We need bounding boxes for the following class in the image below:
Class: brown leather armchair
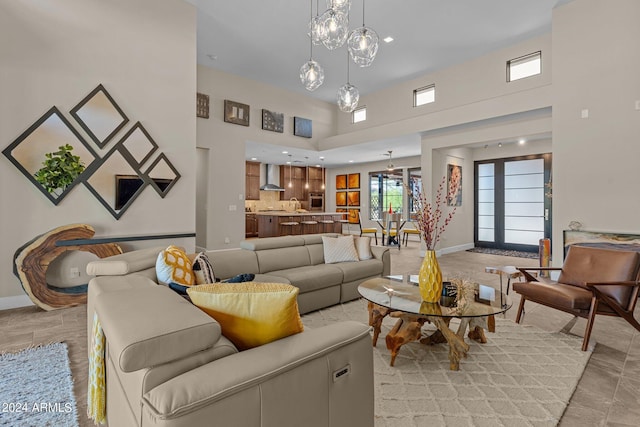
[514,245,640,351]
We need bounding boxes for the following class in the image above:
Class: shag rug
[303,301,592,427]
[0,342,78,427]
[466,247,540,259]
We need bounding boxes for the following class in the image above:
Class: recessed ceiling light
[498,143,503,148]
[349,160,354,163]
[282,151,288,154]
[319,156,325,160]
[286,161,291,164]
[251,157,257,161]
[383,36,394,43]
[518,139,526,145]
[315,164,321,167]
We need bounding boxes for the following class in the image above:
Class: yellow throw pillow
[156,245,194,286]
[187,282,304,351]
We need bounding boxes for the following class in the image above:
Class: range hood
[259,164,285,191]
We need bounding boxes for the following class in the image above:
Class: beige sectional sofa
[86,234,389,427]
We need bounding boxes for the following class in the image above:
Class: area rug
[467,247,540,259]
[0,342,78,427]
[302,301,592,427]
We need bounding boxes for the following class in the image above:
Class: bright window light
[508,51,541,82]
[414,85,435,107]
[353,106,367,123]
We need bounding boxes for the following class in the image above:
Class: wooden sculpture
[14,223,122,311]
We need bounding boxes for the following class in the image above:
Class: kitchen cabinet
[245,161,261,201]
[308,167,325,193]
[245,214,258,238]
[280,165,306,201]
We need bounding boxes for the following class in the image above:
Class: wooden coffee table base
[367,302,494,370]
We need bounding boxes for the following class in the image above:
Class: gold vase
[418,250,443,302]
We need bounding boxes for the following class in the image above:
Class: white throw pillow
[322,235,359,264]
[353,236,373,260]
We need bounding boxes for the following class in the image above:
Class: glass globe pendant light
[320,7,349,50]
[308,0,326,45]
[337,51,359,113]
[347,0,378,67]
[326,0,351,13]
[300,0,325,91]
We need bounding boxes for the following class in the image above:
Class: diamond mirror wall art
[2,106,98,205]
[118,122,158,168]
[70,84,129,148]
[145,153,180,198]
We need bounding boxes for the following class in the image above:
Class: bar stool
[279,216,300,235]
[336,215,350,234]
[318,215,335,233]
[300,216,318,235]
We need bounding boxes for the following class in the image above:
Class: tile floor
[1,241,638,426]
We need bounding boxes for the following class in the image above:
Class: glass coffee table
[358,275,512,370]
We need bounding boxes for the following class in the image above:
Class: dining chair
[356,211,378,244]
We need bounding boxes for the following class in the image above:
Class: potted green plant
[34,144,86,196]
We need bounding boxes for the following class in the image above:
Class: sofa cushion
[187,283,304,351]
[156,246,194,286]
[334,258,384,283]
[240,236,305,251]
[322,235,359,264]
[267,265,344,294]
[96,286,220,372]
[87,246,165,276]
[255,246,311,273]
[206,249,259,280]
[353,236,373,260]
[193,252,216,285]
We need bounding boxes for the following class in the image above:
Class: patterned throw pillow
[156,245,194,286]
[188,282,304,351]
[193,252,216,285]
[353,236,373,260]
[321,235,359,264]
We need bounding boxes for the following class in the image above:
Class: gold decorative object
[418,250,442,302]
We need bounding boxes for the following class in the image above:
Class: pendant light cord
[362,0,366,26]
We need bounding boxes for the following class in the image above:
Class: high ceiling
[187,0,569,166]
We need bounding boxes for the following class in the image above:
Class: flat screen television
[115,174,174,210]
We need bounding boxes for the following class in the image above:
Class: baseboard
[0,294,34,311]
[418,242,474,257]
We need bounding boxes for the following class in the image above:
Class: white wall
[196,66,337,250]
[0,0,196,305]
[552,0,640,261]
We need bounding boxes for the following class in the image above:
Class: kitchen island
[255,211,347,237]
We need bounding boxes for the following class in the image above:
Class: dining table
[376,213,406,248]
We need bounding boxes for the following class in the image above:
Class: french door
[475,154,552,252]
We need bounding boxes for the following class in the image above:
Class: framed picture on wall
[293,117,312,138]
[347,191,360,206]
[348,208,360,224]
[262,109,284,133]
[336,174,347,190]
[336,192,347,206]
[447,163,462,206]
[224,100,250,126]
[348,173,360,189]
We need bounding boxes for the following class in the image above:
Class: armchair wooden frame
[516,266,640,351]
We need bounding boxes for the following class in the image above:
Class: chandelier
[300,0,379,112]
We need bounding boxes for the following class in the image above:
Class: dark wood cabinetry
[245,214,258,238]
[245,161,261,201]
[280,166,325,201]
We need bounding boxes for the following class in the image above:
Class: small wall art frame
[224,100,250,126]
[347,191,360,206]
[293,117,312,138]
[348,173,360,189]
[336,174,347,190]
[196,93,209,119]
[262,109,284,133]
[336,192,347,206]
